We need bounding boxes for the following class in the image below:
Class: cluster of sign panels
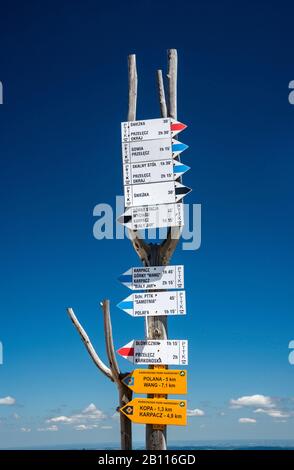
[119,117,191,230]
[117,118,190,427]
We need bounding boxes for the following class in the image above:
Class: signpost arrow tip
[171,121,187,132]
[117,214,132,225]
[117,299,133,313]
[117,345,134,358]
[175,184,192,201]
[173,163,190,175]
[172,141,189,154]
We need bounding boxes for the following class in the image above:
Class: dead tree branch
[101,299,120,383]
[66,307,113,381]
[67,304,132,450]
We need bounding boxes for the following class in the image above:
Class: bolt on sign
[120,398,187,426]
[118,265,184,291]
[117,290,186,317]
[118,202,184,231]
[117,339,188,365]
[122,369,187,395]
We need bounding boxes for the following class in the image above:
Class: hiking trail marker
[120,398,187,426]
[117,339,188,365]
[118,203,184,231]
[118,265,184,291]
[117,291,186,317]
[122,138,188,164]
[121,118,187,142]
[123,159,190,186]
[122,369,187,395]
[124,180,191,208]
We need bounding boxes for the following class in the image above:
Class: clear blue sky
[0,0,294,448]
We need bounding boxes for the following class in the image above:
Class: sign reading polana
[122,369,187,395]
[118,265,184,290]
[121,118,187,142]
[117,291,186,317]
[117,339,188,365]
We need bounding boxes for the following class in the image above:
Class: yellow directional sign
[122,369,187,395]
[120,398,187,426]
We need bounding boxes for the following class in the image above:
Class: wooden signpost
[67,49,192,451]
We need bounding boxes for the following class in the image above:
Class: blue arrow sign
[172,142,189,155]
[173,163,190,174]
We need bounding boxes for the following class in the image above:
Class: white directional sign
[122,138,188,164]
[118,202,184,230]
[123,159,190,185]
[117,291,186,317]
[121,118,187,143]
[119,265,184,291]
[124,180,191,208]
[117,339,188,365]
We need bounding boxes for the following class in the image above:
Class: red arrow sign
[171,121,187,132]
[117,346,134,358]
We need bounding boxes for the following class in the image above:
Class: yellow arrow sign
[122,369,187,394]
[120,398,187,426]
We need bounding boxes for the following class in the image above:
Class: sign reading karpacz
[119,265,184,290]
[120,398,187,426]
[121,118,187,142]
[117,339,188,365]
[117,290,186,317]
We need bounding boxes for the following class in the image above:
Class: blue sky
[0,0,294,448]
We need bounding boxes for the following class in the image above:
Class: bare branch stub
[157,70,168,118]
[101,299,121,383]
[127,54,137,122]
[167,48,177,120]
[66,307,114,381]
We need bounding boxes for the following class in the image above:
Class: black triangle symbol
[175,186,191,196]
